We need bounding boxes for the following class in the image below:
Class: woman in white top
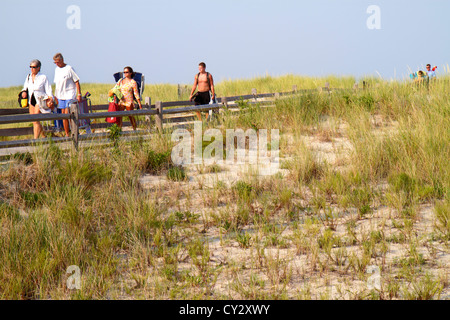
[21,59,55,139]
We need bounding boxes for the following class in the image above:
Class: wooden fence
[0,84,353,151]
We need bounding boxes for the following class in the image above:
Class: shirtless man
[189,62,215,121]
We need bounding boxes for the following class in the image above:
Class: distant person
[113,66,142,130]
[426,64,437,80]
[189,62,215,121]
[415,70,427,84]
[21,59,56,139]
[53,53,82,137]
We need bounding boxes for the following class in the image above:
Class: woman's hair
[30,59,41,68]
[124,66,135,78]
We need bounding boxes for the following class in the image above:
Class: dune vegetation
[0,74,448,299]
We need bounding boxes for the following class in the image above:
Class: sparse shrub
[233,181,253,200]
[346,187,373,218]
[143,150,171,174]
[107,124,122,147]
[56,155,113,188]
[287,143,325,185]
[19,191,46,209]
[0,201,20,222]
[167,166,187,181]
[12,152,33,165]
[402,273,443,300]
[358,94,375,112]
[433,200,449,241]
[174,211,200,224]
[236,232,252,248]
[317,228,340,252]
[388,172,417,206]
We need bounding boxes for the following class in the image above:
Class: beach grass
[0,73,449,299]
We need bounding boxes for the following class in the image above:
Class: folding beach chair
[113,71,145,102]
[67,96,93,134]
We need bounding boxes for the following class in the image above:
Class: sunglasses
[30,66,39,69]
[123,71,130,74]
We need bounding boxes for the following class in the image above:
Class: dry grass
[0,75,449,300]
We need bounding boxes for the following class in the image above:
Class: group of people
[22,57,216,139]
[21,53,82,139]
[410,63,437,83]
[107,61,216,128]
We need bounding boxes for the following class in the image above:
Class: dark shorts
[194,91,211,106]
[31,93,37,106]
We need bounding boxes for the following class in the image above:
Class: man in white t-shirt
[53,52,82,137]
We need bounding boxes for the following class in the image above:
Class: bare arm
[209,74,215,99]
[133,81,142,109]
[75,81,82,102]
[189,75,198,100]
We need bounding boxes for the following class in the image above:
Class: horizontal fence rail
[0,84,357,152]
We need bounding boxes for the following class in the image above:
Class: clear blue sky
[1,0,448,88]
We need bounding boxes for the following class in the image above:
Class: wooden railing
[0,84,354,151]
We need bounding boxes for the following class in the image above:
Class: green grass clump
[167,166,187,181]
[434,200,449,241]
[12,152,33,165]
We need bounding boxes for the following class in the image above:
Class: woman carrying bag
[20,59,56,139]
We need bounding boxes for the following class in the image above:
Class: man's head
[426,64,431,70]
[53,53,65,68]
[198,62,206,73]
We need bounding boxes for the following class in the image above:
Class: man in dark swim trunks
[189,62,215,121]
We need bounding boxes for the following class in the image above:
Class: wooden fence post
[155,101,163,132]
[144,97,151,128]
[252,88,257,102]
[292,85,298,93]
[222,97,228,109]
[353,83,359,91]
[325,82,330,93]
[70,101,79,151]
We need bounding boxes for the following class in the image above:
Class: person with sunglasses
[21,59,55,139]
[114,66,142,130]
[53,53,82,137]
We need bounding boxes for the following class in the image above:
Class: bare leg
[30,105,43,139]
[126,105,137,130]
[62,108,70,137]
[195,111,202,121]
